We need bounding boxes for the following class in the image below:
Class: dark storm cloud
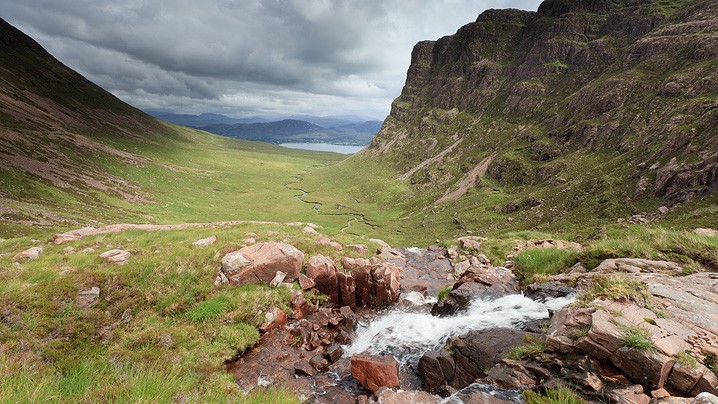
[1,0,542,118]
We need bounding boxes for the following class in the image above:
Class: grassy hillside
[296,0,718,245]
[0,18,352,239]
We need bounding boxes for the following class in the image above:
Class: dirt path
[53,220,305,244]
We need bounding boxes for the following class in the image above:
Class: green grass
[619,324,654,350]
[523,386,587,404]
[504,338,547,360]
[437,286,453,301]
[575,275,652,307]
[0,224,376,401]
[513,248,579,284]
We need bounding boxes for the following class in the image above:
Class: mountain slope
[0,18,345,237]
[300,0,718,242]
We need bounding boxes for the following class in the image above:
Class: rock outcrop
[350,354,401,393]
[221,242,303,285]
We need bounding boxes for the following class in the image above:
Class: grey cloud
[2,0,543,118]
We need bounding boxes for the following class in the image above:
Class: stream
[343,292,575,402]
[285,176,375,234]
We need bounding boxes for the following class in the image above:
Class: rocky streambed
[215,237,718,403]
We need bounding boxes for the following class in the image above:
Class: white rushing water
[345,293,574,368]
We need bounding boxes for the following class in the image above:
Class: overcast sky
[2,0,542,120]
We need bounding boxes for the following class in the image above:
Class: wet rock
[339,305,358,329]
[337,271,356,308]
[192,235,216,246]
[418,350,455,393]
[99,249,130,264]
[451,328,529,389]
[351,354,400,393]
[76,286,100,308]
[432,266,518,316]
[373,387,440,404]
[221,242,303,286]
[485,360,538,389]
[307,255,339,304]
[259,307,288,332]
[325,344,344,363]
[310,354,330,373]
[351,265,373,307]
[294,361,315,377]
[13,246,43,261]
[525,281,575,301]
[291,292,310,320]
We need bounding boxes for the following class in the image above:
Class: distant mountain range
[146,111,382,146]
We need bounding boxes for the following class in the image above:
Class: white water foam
[345,293,573,368]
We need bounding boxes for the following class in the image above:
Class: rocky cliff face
[368,0,718,220]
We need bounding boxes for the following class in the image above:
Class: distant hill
[199,119,323,140]
[145,111,268,126]
[150,111,381,146]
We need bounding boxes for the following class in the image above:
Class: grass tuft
[524,386,587,404]
[575,275,651,307]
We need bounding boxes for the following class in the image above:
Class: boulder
[368,238,391,250]
[592,258,683,274]
[221,242,303,286]
[306,255,339,304]
[452,328,529,388]
[350,354,400,393]
[337,272,356,308]
[302,226,318,234]
[418,350,455,393]
[192,235,216,246]
[459,237,482,251]
[99,249,130,265]
[351,265,373,308]
[13,246,43,261]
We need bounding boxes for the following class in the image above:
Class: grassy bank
[0,223,375,402]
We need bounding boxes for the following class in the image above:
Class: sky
[2,0,542,120]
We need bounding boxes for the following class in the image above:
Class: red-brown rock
[337,271,356,308]
[259,306,288,332]
[350,354,400,393]
[298,273,316,290]
[306,255,339,304]
[221,242,303,285]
